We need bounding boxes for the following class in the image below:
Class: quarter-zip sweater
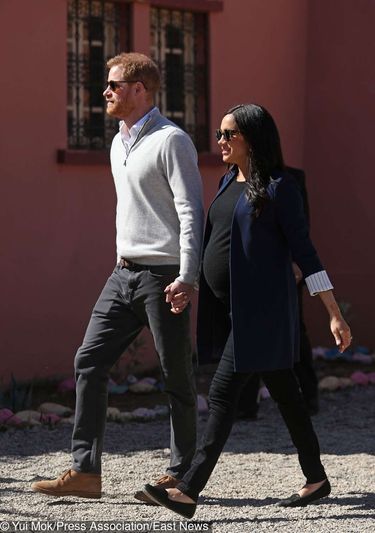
[110,109,204,285]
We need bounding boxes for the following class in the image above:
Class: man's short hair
[107,52,160,95]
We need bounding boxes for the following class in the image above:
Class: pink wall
[1,0,116,381]
[0,0,372,383]
[209,0,308,164]
[303,0,375,345]
[205,0,309,216]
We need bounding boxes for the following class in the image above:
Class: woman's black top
[202,179,246,304]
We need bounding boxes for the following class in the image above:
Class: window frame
[67,0,131,151]
[59,0,223,165]
[150,6,210,152]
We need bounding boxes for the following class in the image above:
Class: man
[32,53,204,502]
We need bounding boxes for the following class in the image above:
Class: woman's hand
[330,315,352,353]
[318,290,352,352]
[292,262,303,284]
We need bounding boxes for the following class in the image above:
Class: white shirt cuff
[305,270,334,296]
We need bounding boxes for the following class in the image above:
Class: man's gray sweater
[110,109,204,285]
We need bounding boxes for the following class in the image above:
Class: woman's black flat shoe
[277,479,331,507]
[143,484,197,518]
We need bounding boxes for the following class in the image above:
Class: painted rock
[0,408,14,424]
[38,403,73,416]
[350,371,369,386]
[352,353,373,364]
[131,407,156,420]
[40,413,61,425]
[106,407,121,421]
[59,415,75,424]
[153,405,169,417]
[337,377,354,388]
[108,380,129,394]
[58,377,76,392]
[119,411,134,422]
[129,381,157,393]
[15,410,42,426]
[312,346,328,359]
[318,376,341,391]
[0,409,24,427]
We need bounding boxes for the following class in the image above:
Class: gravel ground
[0,386,374,533]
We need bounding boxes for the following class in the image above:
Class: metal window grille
[67,0,129,149]
[151,7,209,152]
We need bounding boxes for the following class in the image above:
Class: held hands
[164,280,195,314]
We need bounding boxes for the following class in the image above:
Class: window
[67,0,130,149]
[151,7,209,152]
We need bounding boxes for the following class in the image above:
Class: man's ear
[135,81,145,94]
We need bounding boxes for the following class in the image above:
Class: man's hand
[164,280,194,314]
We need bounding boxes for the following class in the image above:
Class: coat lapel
[210,167,237,204]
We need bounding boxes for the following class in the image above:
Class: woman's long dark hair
[226,103,285,217]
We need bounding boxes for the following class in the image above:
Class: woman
[144,104,352,518]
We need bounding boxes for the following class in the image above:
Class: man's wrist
[175,275,195,286]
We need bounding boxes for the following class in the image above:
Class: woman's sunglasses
[215,129,239,142]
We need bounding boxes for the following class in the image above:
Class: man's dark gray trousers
[71,263,197,479]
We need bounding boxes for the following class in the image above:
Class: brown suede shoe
[31,469,101,499]
[134,474,179,505]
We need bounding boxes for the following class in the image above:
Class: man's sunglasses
[106,80,147,91]
[215,129,240,141]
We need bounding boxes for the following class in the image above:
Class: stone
[59,415,75,424]
[108,380,128,394]
[352,353,373,364]
[129,381,156,393]
[0,409,25,428]
[318,376,341,391]
[350,371,369,386]
[0,408,15,424]
[139,377,157,385]
[57,377,76,392]
[15,410,42,426]
[153,405,169,417]
[119,411,134,422]
[106,407,121,421]
[312,346,328,359]
[38,402,73,417]
[337,377,354,388]
[131,407,156,421]
[40,413,61,425]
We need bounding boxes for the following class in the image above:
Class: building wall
[303,0,375,345]
[0,0,372,382]
[0,0,116,381]
[209,0,308,164]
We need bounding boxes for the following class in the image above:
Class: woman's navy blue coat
[197,167,324,372]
